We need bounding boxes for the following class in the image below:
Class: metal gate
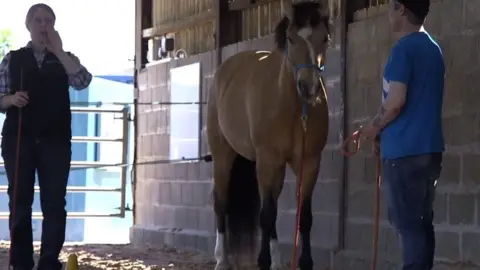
[0,106,130,219]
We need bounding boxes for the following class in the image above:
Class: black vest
[2,48,71,139]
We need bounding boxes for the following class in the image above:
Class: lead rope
[290,103,308,270]
[341,128,381,270]
[9,70,24,270]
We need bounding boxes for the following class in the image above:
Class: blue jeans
[2,136,71,270]
[382,153,442,270]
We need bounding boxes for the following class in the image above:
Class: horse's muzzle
[296,80,321,104]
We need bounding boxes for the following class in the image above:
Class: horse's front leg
[297,158,321,270]
[212,154,236,270]
[256,158,286,270]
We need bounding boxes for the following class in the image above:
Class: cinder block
[345,222,373,252]
[181,182,194,206]
[319,149,343,181]
[438,0,465,36]
[312,181,340,214]
[464,0,480,29]
[347,189,387,220]
[438,153,460,187]
[198,208,215,233]
[356,54,380,85]
[435,230,460,262]
[443,71,465,114]
[462,154,480,186]
[461,231,480,265]
[448,193,475,225]
[434,193,448,224]
[310,213,339,249]
[170,182,182,205]
[443,114,477,146]
[326,114,342,146]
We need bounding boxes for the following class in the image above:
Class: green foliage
[0,29,13,61]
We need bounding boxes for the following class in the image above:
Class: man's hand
[360,124,380,140]
[44,27,63,54]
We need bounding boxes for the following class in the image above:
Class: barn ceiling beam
[142,10,215,39]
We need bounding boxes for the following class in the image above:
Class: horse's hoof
[270,264,282,270]
[298,256,313,270]
[214,262,231,270]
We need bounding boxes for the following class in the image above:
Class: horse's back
[208,50,278,160]
[216,50,273,92]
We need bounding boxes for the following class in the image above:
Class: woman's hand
[45,27,63,54]
[7,92,29,108]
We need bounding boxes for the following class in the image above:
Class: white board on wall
[169,62,201,160]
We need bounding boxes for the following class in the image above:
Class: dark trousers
[1,136,71,270]
[382,153,442,270]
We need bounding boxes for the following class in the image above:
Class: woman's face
[27,7,55,45]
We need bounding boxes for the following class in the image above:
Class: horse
[206,0,332,269]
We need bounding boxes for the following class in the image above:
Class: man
[0,3,92,270]
[361,0,444,269]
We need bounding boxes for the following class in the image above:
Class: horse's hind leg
[256,155,286,270]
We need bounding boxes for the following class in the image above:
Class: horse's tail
[226,154,260,253]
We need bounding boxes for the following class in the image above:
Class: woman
[0,3,92,270]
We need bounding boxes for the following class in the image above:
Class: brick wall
[131,0,480,268]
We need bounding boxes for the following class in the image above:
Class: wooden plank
[135,0,142,70]
[228,0,275,11]
[228,0,251,11]
[142,10,215,38]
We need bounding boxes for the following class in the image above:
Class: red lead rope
[10,72,24,270]
[341,129,381,270]
[291,131,306,270]
[9,109,22,270]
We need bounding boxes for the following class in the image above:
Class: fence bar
[0,136,122,143]
[0,161,120,168]
[0,212,122,219]
[119,107,129,218]
[0,186,121,192]
[71,107,125,113]
[71,136,123,142]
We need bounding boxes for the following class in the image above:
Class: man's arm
[0,53,12,110]
[371,44,411,130]
[55,51,93,90]
[371,81,407,130]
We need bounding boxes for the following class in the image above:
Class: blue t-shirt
[381,31,445,159]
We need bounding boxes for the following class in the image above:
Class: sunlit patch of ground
[0,241,216,270]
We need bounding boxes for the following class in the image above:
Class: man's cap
[397,0,430,18]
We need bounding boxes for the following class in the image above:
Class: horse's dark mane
[274,2,330,51]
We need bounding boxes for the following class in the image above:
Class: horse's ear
[281,0,293,20]
[327,0,341,22]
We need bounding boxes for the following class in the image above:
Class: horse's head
[275,0,332,104]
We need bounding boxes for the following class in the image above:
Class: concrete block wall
[131,51,218,251]
[337,0,480,268]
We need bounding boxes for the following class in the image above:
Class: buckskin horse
[206,0,332,269]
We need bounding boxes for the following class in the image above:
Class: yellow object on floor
[66,254,79,270]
